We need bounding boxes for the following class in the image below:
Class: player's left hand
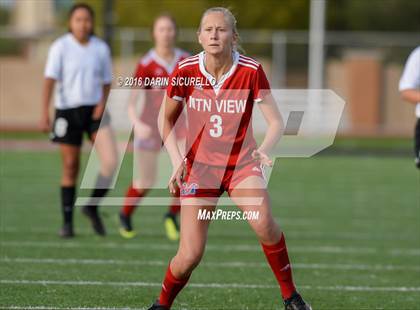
[169,162,186,194]
[92,103,105,120]
[252,149,273,167]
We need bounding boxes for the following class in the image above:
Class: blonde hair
[197,7,242,52]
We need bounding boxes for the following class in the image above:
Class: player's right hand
[252,149,273,167]
[134,122,152,139]
[40,114,50,133]
[169,162,186,194]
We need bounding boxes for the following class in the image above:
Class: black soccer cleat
[147,300,169,310]
[59,223,74,238]
[82,206,106,236]
[284,292,312,310]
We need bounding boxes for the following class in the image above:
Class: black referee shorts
[415,118,420,169]
[50,105,111,146]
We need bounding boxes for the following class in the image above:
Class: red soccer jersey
[166,51,271,167]
[134,48,189,128]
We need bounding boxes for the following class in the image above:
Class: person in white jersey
[41,3,117,238]
[399,46,420,169]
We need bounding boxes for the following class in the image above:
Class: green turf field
[0,149,419,310]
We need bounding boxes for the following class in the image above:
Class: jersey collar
[151,48,183,74]
[199,51,239,95]
[67,33,94,49]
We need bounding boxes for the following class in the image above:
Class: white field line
[3,214,418,228]
[1,257,420,272]
[1,279,420,293]
[1,240,419,256]
[2,214,320,225]
[0,307,145,310]
[1,226,418,241]
[0,217,324,230]
[75,197,264,206]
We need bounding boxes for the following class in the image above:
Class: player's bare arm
[252,93,284,167]
[401,89,420,104]
[40,77,55,132]
[158,95,185,193]
[127,88,152,139]
[92,83,111,120]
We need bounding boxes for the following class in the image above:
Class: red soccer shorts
[180,159,266,199]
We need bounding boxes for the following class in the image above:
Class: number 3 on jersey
[209,114,222,138]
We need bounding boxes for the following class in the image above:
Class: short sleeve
[253,65,271,103]
[399,47,420,91]
[102,45,113,84]
[44,40,62,80]
[166,64,186,102]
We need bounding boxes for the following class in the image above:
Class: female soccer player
[148,7,311,310]
[41,3,117,238]
[119,14,189,240]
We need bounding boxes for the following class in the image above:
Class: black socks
[85,174,113,211]
[61,186,75,225]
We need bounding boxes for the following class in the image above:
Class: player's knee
[139,178,156,189]
[107,154,118,171]
[101,157,117,177]
[63,159,79,178]
[253,217,280,243]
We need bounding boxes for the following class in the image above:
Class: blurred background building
[0,0,419,136]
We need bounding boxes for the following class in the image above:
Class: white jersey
[44,33,113,109]
[399,46,420,118]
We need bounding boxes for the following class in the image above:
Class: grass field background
[0,141,419,309]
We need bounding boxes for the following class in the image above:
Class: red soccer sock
[158,264,190,308]
[121,185,146,217]
[261,233,296,300]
